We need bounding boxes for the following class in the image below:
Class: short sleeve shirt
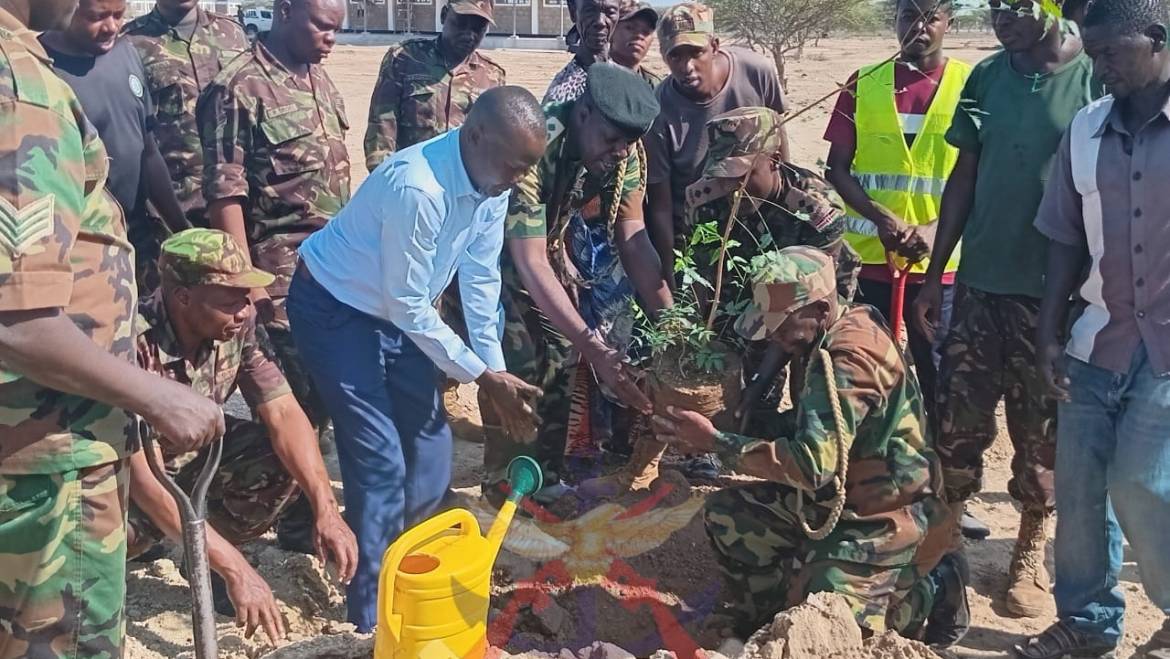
[0,9,137,474]
[645,46,788,227]
[944,49,1100,298]
[197,39,351,300]
[43,37,154,223]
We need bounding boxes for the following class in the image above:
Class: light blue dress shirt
[299,129,508,383]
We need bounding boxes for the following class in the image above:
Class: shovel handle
[140,424,223,659]
[886,253,913,342]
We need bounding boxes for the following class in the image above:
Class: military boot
[576,435,667,499]
[1006,506,1051,618]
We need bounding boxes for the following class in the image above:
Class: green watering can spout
[505,456,543,503]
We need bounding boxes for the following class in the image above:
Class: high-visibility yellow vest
[844,58,971,273]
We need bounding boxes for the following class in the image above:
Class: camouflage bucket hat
[686,107,783,210]
[449,0,495,24]
[159,228,275,289]
[735,246,837,341]
[657,2,714,54]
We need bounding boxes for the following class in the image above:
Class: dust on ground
[126,35,1164,659]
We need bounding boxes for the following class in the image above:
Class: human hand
[252,288,275,325]
[1038,342,1070,402]
[651,405,718,453]
[478,370,542,440]
[144,379,225,453]
[911,279,943,343]
[588,345,652,414]
[313,507,358,585]
[222,559,285,643]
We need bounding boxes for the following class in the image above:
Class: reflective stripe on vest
[845,59,971,273]
[1066,96,1115,366]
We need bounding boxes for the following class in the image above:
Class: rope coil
[795,346,850,540]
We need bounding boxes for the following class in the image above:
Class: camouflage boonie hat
[448,0,495,23]
[735,246,837,341]
[159,228,275,289]
[687,107,844,232]
[657,2,714,54]
[620,0,659,25]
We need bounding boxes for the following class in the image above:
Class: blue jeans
[287,269,452,632]
[1055,344,1170,644]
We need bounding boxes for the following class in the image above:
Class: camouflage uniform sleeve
[723,346,884,491]
[197,75,251,205]
[505,159,548,239]
[238,320,292,408]
[364,47,402,172]
[0,101,87,311]
[613,146,645,223]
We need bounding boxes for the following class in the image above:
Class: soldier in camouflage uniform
[363,0,504,171]
[482,63,673,500]
[0,1,222,656]
[653,246,966,643]
[685,106,860,436]
[126,229,356,641]
[611,0,662,88]
[123,0,248,228]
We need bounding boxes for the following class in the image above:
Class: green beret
[586,62,661,136]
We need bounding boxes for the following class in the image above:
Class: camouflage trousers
[126,416,299,557]
[704,481,950,637]
[0,460,129,659]
[482,262,578,488]
[934,286,1057,511]
[260,320,331,433]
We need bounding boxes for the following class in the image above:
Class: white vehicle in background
[241,8,272,38]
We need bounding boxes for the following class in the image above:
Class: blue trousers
[1055,344,1170,644]
[288,269,452,632]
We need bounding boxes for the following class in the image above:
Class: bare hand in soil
[652,405,717,452]
[224,561,285,643]
[591,348,652,413]
[314,508,358,585]
[478,370,542,440]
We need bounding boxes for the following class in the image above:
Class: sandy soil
[124,35,1163,659]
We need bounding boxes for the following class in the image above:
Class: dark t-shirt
[43,37,153,221]
[645,47,787,228]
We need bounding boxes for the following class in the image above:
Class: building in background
[345,0,573,36]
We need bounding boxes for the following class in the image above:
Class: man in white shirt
[286,86,547,631]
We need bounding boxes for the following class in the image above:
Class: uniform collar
[432,35,485,75]
[140,289,214,369]
[1094,92,1170,138]
[144,6,210,39]
[253,37,309,87]
[0,7,52,64]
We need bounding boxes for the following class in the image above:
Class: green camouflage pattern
[656,2,714,54]
[934,286,1056,511]
[0,461,129,659]
[123,7,247,226]
[704,303,948,634]
[158,227,274,289]
[364,37,505,171]
[136,288,292,409]
[198,39,351,326]
[127,416,299,556]
[483,100,646,487]
[735,246,838,341]
[0,10,138,476]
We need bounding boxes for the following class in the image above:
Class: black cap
[585,62,661,136]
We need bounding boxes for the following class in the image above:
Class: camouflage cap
[735,246,837,341]
[657,2,714,54]
[686,107,783,210]
[159,228,275,289]
[619,0,659,25]
[587,61,661,135]
[448,0,495,24]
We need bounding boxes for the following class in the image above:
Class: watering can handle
[377,508,481,640]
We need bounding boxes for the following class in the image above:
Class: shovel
[887,252,913,345]
[141,428,223,659]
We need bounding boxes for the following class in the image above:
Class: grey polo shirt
[1035,95,1170,376]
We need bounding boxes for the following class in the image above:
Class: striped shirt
[1035,96,1170,376]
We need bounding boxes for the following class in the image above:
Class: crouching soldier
[127,229,357,642]
[653,246,968,645]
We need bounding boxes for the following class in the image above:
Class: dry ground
[124,35,1164,658]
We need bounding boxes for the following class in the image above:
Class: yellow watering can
[374,457,543,658]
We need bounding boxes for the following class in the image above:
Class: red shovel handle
[887,253,913,341]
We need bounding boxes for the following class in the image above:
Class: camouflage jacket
[364,36,504,172]
[123,7,247,225]
[506,101,644,255]
[714,304,941,517]
[0,8,137,475]
[197,39,351,304]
